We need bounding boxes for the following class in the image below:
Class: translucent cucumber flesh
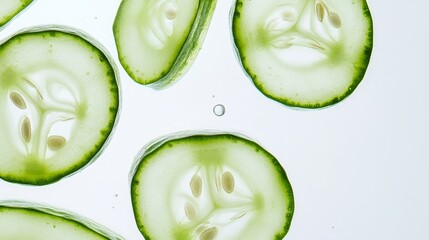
[113,0,217,88]
[0,0,33,28]
[0,201,123,239]
[0,27,119,185]
[232,0,373,108]
[131,133,294,240]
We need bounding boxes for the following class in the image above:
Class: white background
[0,0,428,239]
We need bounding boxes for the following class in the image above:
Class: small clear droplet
[213,104,225,116]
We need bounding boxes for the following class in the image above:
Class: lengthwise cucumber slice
[113,0,217,88]
[0,26,120,185]
[0,0,33,28]
[131,131,294,240]
[232,0,373,108]
[0,201,123,239]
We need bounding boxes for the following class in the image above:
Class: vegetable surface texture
[0,0,33,28]
[0,201,123,239]
[232,0,373,108]
[131,131,294,240]
[0,26,120,185]
[113,0,217,88]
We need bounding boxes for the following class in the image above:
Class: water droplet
[213,104,225,116]
[115,194,118,197]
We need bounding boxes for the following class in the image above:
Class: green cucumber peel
[0,0,34,29]
[0,200,124,239]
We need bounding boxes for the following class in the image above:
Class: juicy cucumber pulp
[113,0,217,88]
[131,132,294,240]
[0,201,123,239]
[0,26,120,185]
[0,0,33,28]
[232,0,373,108]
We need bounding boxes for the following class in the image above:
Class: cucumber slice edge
[0,200,124,240]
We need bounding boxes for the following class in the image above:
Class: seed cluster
[315,1,342,28]
[8,78,77,158]
[183,169,243,240]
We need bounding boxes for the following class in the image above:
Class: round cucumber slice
[113,0,217,88]
[0,0,33,29]
[0,201,123,239]
[232,0,373,108]
[0,26,120,185]
[131,131,294,240]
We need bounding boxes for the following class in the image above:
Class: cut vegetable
[113,0,217,88]
[231,0,373,108]
[0,26,120,185]
[131,131,294,240]
[0,0,33,29]
[0,201,123,239]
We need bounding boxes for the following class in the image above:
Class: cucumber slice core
[131,132,294,240]
[0,26,120,185]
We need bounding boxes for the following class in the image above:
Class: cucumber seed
[328,11,341,28]
[165,2,178,20]
[10,92,27,109]
[315,1,325,22]
[199,227,217,240]
[230,210,247,220]
[47,135,67,151]
[222,171,235,194]
[21,117,31,143]
[190,174,202,197]
[184,202,197,220]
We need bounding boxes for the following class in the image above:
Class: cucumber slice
[113,0,217,88]
[0,0,33,28]
[131,131,294,240]
[0,201,123,239]
[0,26,120,185]
[232,0,373,108]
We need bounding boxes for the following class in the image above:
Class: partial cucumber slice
[0,0,33,28]
[0,26,120,185]
[113,0,217,88]
[0,201,123,239]
[232,0,373,108]
[131,131,294,240]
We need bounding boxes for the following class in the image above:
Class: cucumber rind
[130,130,294,240]
[0,25,121,185]
[0,0,34,29]
[0,200,124,239]
[231,0,373,109]
[151,0,217,89]
[113,0,217,89]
